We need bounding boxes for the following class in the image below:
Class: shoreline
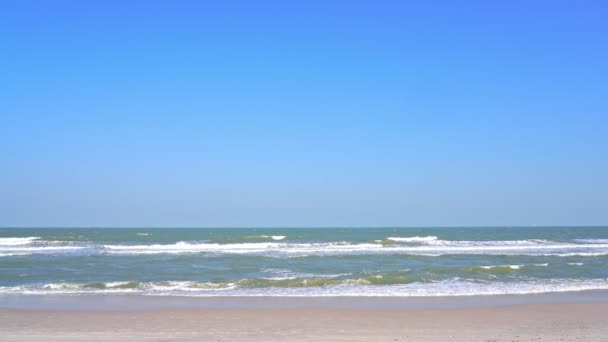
[2,289,608,311]
[2,301,607,341]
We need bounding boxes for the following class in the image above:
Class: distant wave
[101,240,608,257]
[0,236,87,256]
[0,246,86,253]
[386,236,438,243]
[208,235,288,244]
[4,237,608,257]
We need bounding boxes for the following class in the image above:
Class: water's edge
[2,290,608,311]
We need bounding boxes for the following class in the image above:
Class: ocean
[1,227,608,297]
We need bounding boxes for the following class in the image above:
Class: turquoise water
[1,227,608,296]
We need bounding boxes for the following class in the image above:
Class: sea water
[1,227,608,297]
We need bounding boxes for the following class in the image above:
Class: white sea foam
[423,239,552,246]
[101,240,608,257]
[574,239,608,244]
[479,263,548,270]
[0,237,40,246]
[103,281,134,288]
[133,278,608,297]
[387,236,438,243]
[261,268,300,280]
[0,237,86,255]
[568,262,584,266]
[104,241,286,254]
[261,235,286,240]
[480,265,522,270]
[136,233,150,236]
[146,281,238,292]
[43,283,80,290]
[39,283,138,293]
[552,252,608,257]
[0,246,85,252]
[3,278,608,297]
[261,268,351,280]
[0,252,32,257]
[3,237,605,257]
[104,241,385,255]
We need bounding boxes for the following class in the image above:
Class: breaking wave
[3,278,608,297]
[0,237,40,246]
[386,236,439,243]
[0,252,32,257]
[102,239,608,257]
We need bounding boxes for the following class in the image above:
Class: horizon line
[2,225,607,229]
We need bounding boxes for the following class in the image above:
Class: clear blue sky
[1,1,607,227]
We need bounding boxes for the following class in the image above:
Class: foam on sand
[3,278,608,297]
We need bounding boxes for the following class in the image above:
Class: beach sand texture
[1,302,607,341]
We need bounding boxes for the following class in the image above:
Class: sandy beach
[1,299,607,341]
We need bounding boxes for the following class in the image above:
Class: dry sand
[1,302,607,341]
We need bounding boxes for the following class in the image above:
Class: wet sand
[1,301,607,341]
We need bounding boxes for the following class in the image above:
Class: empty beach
[2,300,607,341]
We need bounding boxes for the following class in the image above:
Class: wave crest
[0,237,40,246]
[102,240,608,257]
[4,278,608,297]
[386,236,439,243]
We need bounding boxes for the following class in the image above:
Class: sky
[1,1,607,227]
